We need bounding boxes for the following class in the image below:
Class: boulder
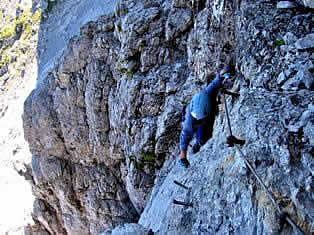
[295,33,314,49]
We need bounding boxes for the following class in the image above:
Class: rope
[223,93,305,235]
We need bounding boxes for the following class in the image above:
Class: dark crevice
[198,0,206,13]
[288,129,304,166]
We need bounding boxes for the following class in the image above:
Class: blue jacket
[180,73,223,152]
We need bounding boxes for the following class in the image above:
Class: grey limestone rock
[165,8,193,40]
[172,0,192,8]
[139,88,314,234]
[40,0,48,11]
[111,223,150,235]
[298,0,314,8]
[277,71,287,85]
[295,33,314,49]
[283,32,298,45]
[282,61,314,90]
[277,1,298,9]
[138,0,314,234]
[23,0,314,234]
[30,154,138,234]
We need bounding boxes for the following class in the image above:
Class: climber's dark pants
[192,112,215,146]
[180,102,219,152]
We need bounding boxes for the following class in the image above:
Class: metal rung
[173,180,190,190]
[173,199,193,207]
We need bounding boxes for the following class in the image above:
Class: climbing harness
[223,92,305,235]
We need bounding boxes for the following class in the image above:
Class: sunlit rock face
[23,0,313,234]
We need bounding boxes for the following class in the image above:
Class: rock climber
[178,64,244,168]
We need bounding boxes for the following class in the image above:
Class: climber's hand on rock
[180,151,187,159]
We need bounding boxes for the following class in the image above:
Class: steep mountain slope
[23,0,313,234]
[0,0,41,233]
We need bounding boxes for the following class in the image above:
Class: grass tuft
[143,152,155,162]
[273,39,285,47]
[0,9,42,41]
[0,53,10,67]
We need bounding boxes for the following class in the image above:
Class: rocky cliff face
[23,0,313,234]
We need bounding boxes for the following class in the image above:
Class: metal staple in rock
[173,199,193,207]
[174,180,190,190]
[223,92,305,235]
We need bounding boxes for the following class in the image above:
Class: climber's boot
[178,158,190,168]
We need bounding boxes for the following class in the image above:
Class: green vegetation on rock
[129,152,156,172]
[31,10,42,24]
[0,7,42,78]
[120,68,135,78]
[0,53,10,67]
[0,9,42,40]
[273,39,285,47]
[130,156,144,171]
[142,152,155,162]
[0,26,16,39]
[47,0,58,13]
[117,23,123,32]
